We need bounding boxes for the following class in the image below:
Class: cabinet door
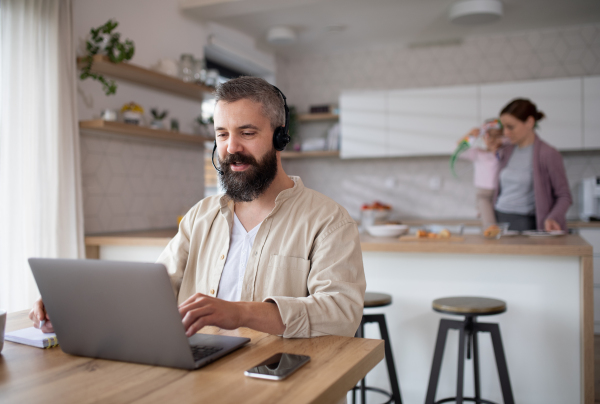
[583,76,600,149]
[340,91,387,158]
[480,78,583,151]
[387,85,479,156]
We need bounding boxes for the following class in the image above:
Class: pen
[40,320,45,328]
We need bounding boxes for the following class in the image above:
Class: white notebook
[5,327,59,349]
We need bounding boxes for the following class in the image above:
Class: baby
[455,119,504,225]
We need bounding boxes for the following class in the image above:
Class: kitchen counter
[359,235,593,404]
[361,233,591,255]
[85,228,593,254]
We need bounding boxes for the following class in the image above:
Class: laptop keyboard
[191,345,223,362]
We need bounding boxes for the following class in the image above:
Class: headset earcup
[273,127,289,151]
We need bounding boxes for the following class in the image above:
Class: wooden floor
[596,335,600,403]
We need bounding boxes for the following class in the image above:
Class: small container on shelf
[179,54,194,82]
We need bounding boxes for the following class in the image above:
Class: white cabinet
[584,76,600,149]
[340,76,596,158]
[340,91,387,158]
[480,77,583,151]
[387,85,479,156]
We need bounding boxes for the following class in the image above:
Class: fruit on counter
[361,201,392,210]
[483,225,501,238]
[416,229,428,238]
[416,228,451,239]
[438,229,451,239]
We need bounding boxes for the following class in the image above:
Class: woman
[494,98,572,231]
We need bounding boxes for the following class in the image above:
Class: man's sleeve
[156,213,192,299]
[265,221,366,338]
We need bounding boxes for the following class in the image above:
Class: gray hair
[214,76,285,130]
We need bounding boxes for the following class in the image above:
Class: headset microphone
[212,141,224,176]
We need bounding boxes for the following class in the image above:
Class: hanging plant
[79,19,135,96]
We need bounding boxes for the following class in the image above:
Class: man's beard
[218,147,278,202]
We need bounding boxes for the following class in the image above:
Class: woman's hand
[544,219,561,231]
[28,299,54,333]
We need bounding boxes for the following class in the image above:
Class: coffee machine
[579,177,600,221]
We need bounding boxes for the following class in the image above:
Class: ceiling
[181,0,600,57]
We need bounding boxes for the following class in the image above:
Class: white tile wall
[279,23,600,220]
[283,153,600,221]
[81,134,204,234]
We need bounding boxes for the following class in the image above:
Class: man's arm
[267,220,366,338]
[178,294,284,336]
[156,208,195,297]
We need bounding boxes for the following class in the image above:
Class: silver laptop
[28,258,250,370]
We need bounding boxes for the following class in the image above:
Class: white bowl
[366,224,409,237]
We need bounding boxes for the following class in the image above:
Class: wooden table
[0,311,384,404]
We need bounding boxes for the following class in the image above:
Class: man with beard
[30,77,365,340]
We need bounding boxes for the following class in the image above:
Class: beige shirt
[156,176,366,338]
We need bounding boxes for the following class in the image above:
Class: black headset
[212,85,290,175]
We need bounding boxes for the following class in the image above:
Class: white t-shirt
[216,213,261,302]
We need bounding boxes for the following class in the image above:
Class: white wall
[73,0,210,234]
[279,23,600,220]
[74,0,277,234]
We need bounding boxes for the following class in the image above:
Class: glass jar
[192,59,207,84]
[205,69,219,87]
[179,54,194,82]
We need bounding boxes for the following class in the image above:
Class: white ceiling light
[266,26,297,44]
[449,0,503,25]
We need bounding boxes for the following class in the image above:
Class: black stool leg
[425,319,462,404]
[477,322,515,404]
[471,322,481,403]
[353,318,365,404]
[371,314,403,404]
[455,321,467,404]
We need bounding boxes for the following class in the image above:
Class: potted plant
[121,102,144,125]
[195,115,215,137]
[150,109,168,129]
[79,19,135,96]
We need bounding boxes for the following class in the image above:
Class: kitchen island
[85,231,594,404]
[360,234,593,404]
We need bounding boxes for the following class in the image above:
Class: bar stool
[352,292,403,404]
[425,296,515,404]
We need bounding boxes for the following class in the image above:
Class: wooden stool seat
[432,296,506,316]
[426,296,514,404]
[364,292,392,308]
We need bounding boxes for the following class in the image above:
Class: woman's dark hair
[500,98,545,122]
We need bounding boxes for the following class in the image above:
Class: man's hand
[544,219,562,231]
[28,299,54,333]
[178,293,285,337]
[179,293,243,337]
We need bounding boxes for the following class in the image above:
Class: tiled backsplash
[283,152,600,221]
[81,134,204,234]
[278,23,600,221]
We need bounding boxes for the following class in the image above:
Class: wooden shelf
[281,150,339,159]
[79,120,211,145]
[77,55,214,101]
[297,113,339,122]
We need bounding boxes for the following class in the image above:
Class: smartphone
[244,353,310,381]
